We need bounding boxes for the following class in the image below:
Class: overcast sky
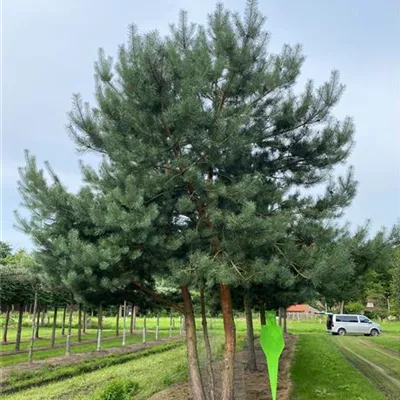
[2,0,399,251]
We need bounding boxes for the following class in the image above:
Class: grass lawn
[1,330,179,367]
[2,332,244,400]
[290,334,386,400]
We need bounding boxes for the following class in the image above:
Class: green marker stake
[260,311,285,400]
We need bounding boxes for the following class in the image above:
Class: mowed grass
[290,334,386,400]
[2,332,244,400]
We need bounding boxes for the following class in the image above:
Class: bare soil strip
[149,334,297,400]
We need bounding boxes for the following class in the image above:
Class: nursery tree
[17,1,357,398]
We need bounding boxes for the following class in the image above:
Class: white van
[326,314,381,336]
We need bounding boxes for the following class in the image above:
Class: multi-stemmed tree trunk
[220,284,236,400]
[28,292,38,363]
[200,286,215,400]
[15,305,24,351]
[181,285,206,400]
[2,305,11,344]
[61,306,67,336]
[51,306,58,348]
[244,290,257,372]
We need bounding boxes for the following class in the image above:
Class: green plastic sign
[260,311,285,400]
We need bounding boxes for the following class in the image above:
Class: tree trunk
[260,302,266,325]
[387,296,391,314]
[35,306,41,338]
[40,305,47,327]
[2,305,11,344]
[200,286,215,400]
[130,305,134,334]
[179,316,183,336]
[66,305,74,356]
[50,306,58,348]
[142,315,147,343]
[283,308,288,334]
[97,304,102,351]
[78,304,82,342]
[340,301,344,314]
[15,305,24,351]
[28,292,38,363]
[169,313,173,338]
[83,308,87,334]
[278,307,283,327]
[219,283,236,400]
[122,300,127,346]
[155,313,160,340]
[244,290,257,372]
[61,306,67,336]
[116,306,120,337]
[181,285,206,400]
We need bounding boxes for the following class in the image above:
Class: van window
[337,315,358,323]
[359,316,369,323]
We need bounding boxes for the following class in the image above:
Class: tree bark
[65,305,74,356]
[130,305,135,334]
[40,305,47,327]
[51,306,58,348]
[155,312,160,340]
[61,306,67,336]
[169,313,173,337]
[283,308,288,334]
[28,292,38,363]
[387,296,391,314]
[97,304,103,351]
[200,286,215,400]
[181,285,206,400]
[259,302,266,325]
[78,304,82,342]
[122,300,127,346]
[340,300,344,314]
[15,305,24,351]
[2,305,11,344]
[35,306,41,338]
[83,308,87,334]
[142,315,147,343]
[244,290,257,372]
[278,307,283,327]
[220,284,236,400]
[116,306,120,337]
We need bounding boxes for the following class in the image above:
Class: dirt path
[149,334,297,400]
[336,338,400,400]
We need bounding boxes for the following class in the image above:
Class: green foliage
[92,378,140,400]
[344,301,364,314]
[0,241,13,260]
[390,249,400,317]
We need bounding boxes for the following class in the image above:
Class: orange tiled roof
[287,304,308,313]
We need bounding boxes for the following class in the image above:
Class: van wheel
[370,329,379,337]
[338,328,346,336]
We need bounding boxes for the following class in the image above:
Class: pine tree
[17,1,356,398]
